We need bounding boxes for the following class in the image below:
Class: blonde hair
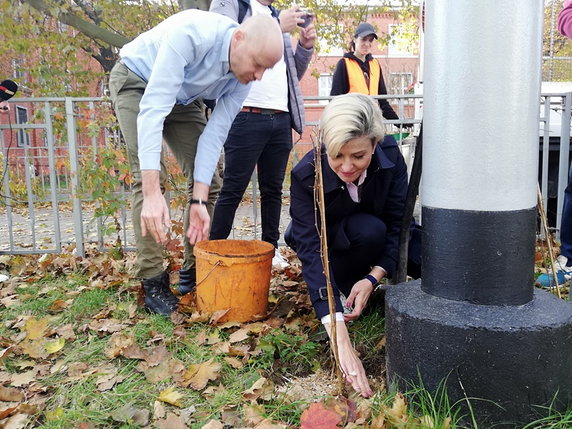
[320,93,384,157]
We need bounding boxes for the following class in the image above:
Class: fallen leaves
[0,245,424,428]
[158,387,185,407]
[183,359,221,391]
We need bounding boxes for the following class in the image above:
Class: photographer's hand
[278,6,305,32]
[300,22,317,49]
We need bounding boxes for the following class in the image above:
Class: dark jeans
[329,213,388,296]
[210,111,292,247]
[285,212,388,296]
[561,163,572,260]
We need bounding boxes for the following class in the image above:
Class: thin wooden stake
[537,184,562,298]
[313,134,344,395]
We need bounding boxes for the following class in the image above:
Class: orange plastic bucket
[193,239,275,323]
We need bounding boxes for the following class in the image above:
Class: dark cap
[0,80,18,101]
[354,22,378,39]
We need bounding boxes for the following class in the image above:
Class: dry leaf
[156,412,188,429]
[223,356,243,369]
[154,400,166,419]
[10,370,36,387]
[419,415,435,428]
[111,402,149,424]
[104,332,136,359]
[229,328,250,343]
[209,309,230,325]
[48,299,69,313]
[242,377,270,401]
[211,341,231,355]
[96,372,126,391]
[383,392,409,426]
[158,387,184,407]
[45,337,65,354]
[68,362,89,377]
[0,405,19,420]
[194,330,221,346]
[54,324,76,341]
[201,419,224,429]
[370,413,386,428]
[144,344,170,367]
[300,402,342,429]
[24,318,48,340]
[184,359,221,391]
[1,413,29,429]
[87,319,127,333]
[142,359,172,383]
[0,385,24,402]
[243,403,266,426]
[20,339,48,359]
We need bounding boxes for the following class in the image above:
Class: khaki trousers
[109,62,222,279]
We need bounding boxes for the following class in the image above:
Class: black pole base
[385,280,572,427]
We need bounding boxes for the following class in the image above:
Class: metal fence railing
[0,93,570,255]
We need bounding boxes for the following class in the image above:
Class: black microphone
[0,80,18,101]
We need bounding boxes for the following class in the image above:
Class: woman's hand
[343,279,374,322]
[324,321,373,397]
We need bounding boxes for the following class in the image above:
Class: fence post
[65,97,84,257]
[44,101,62,252]
[556,92,572,239]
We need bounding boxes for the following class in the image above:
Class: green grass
[3,269,572,428]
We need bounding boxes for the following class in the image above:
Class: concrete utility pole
[385,0,572,426]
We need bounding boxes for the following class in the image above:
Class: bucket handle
[196,260,222,288]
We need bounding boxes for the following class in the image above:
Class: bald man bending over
[109,11,283,316]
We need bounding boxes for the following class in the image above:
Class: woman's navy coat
[288,135,408,317]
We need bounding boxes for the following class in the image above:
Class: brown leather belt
[241,106,286,115]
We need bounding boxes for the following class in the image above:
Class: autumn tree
[0,0,418,96]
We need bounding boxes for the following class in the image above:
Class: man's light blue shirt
[119,10,251,184]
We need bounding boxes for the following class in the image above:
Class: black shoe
[178,268,196,295]
[142,271,178,316]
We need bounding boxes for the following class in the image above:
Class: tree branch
[23,0,130,48]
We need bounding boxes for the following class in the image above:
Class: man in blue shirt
[109,10,283,316]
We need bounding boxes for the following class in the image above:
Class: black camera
[298,11,313,28]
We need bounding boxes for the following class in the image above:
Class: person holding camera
[208,0,316,267]
[330,23,405,124]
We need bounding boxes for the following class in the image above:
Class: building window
[16,106,30,148]
[389,72,414,95]
[387,24,415,57]
[318,74,333,104]
[12,59,25,80]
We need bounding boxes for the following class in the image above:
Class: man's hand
[140,170,170,244]
[187,204,210,244]
[278,6,305,33]
[300,22,317,49]
[186,181,211,244]
[343,279,374,322]
[0,101,9,114]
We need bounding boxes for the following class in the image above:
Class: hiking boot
[177,268,196,295]
[142,271,178,316]
[536,255,572,288]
